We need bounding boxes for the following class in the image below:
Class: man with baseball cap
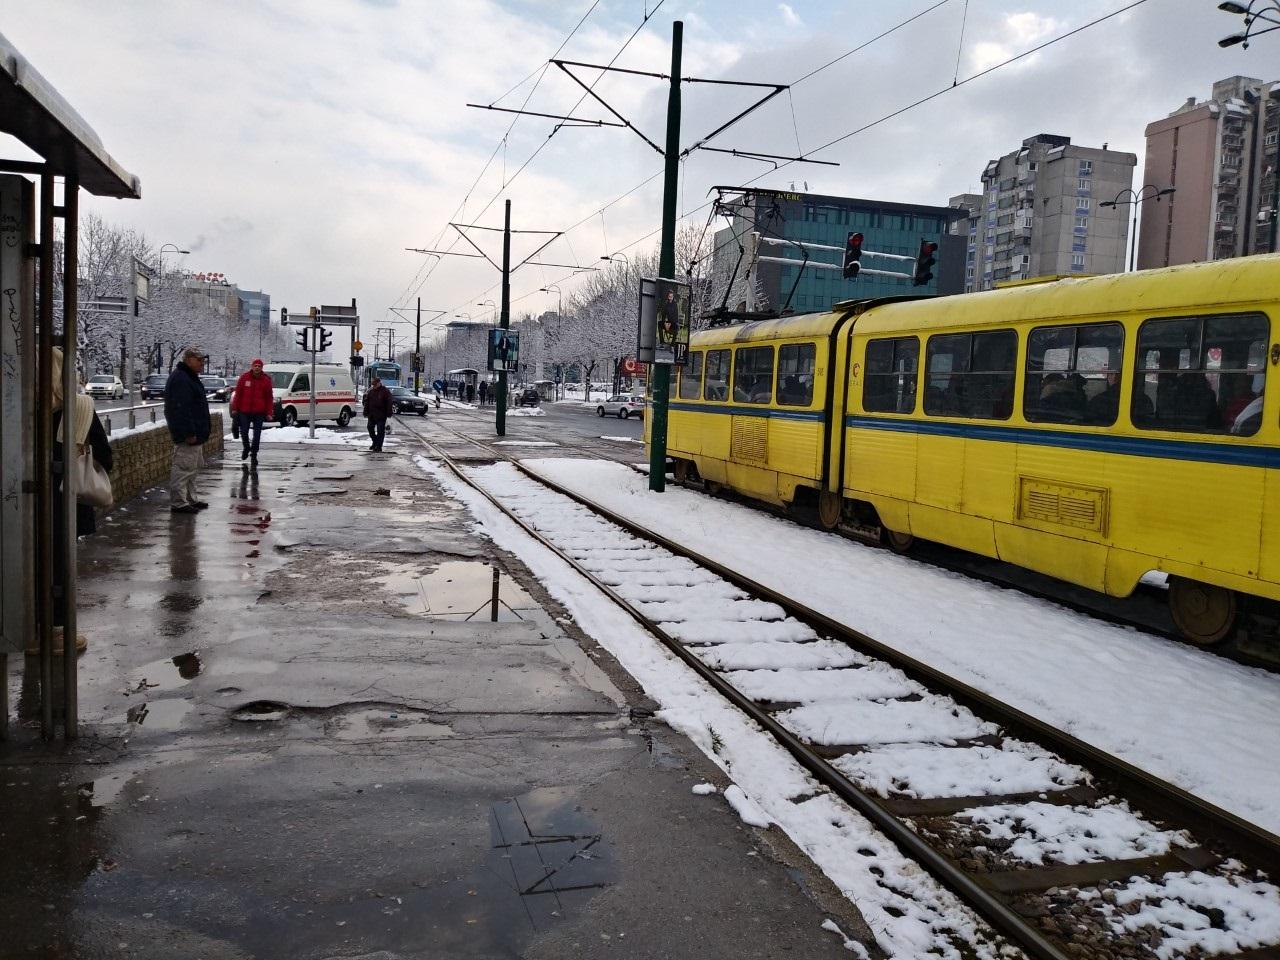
[230,358,274,466]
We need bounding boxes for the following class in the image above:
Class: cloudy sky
[4,1,1275,344]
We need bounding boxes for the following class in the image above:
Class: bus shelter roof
[0,30,141,198]
[446,368,479,376]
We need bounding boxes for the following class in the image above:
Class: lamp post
[539,284,563,319]
[157,242,189,282]
[1099,186,1175,273]
[477,299,496,323]
[600,253,631,272]
[1217,1,1280,47]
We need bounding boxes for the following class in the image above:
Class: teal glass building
[712,189,966,314]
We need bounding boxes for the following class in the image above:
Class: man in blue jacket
[164,347,212,514]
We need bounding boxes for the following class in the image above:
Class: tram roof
[854,254,1280,333]
[692,311,842,345]
[0,31,140,198]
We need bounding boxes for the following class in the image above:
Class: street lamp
[157,242,189,282]
[454,312,472,321]
[1099,186,1175,273]
[477,299,496,322]
[1218,0,1280,47]
[600,253,631,270]
[539,284,563,319]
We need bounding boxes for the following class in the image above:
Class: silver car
[86,375,124,399]
[596,394,646,419]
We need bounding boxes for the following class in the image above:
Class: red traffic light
[843,232,865,279]
[912,239,938,287]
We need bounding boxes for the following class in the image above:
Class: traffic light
[280,307,289,326]
[912,239,938,287]
[842,232,864,280]
[295,327,309,351]
[319,326,332,352]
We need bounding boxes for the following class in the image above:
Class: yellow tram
[658,255,1280,644]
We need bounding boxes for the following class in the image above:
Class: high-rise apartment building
[957,135,1136,292]
[1140,76,1279,268]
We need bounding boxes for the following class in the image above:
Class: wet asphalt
[0,411,868,959]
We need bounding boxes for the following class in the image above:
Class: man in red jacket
[230,358,275,465]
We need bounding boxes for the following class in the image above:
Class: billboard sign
[487,328,520,372]
[638,277,690,366]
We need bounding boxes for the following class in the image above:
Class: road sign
[318,304,359,327]
[353,339,364,352]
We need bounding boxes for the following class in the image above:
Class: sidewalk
[0,434,865,958]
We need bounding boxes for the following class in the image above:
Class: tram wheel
[882,528,915,555]
[673,460,692,483]
[816,491,843,531]
[1168,577,1238,647]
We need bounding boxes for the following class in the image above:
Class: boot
[26,627,87,655]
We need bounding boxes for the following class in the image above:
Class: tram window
[1133,312,1269,435]
[1024,322,1124,426]
[733,346,774,404]
[924,330,1016,419]
[776,343,816,406]
[863,337,919,414]
[679,351,704,400]
[703,350,730,402]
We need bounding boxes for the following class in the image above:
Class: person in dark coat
[363,374,392,451]
[164,347,212,514]
[40,347,112,654]
[478,380,488,405]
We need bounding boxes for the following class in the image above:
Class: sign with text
[487,328,520,372]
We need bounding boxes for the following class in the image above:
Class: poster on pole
[638,277,690,366]
[487,328,520,372]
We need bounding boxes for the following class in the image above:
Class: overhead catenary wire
[449,0,1155,321]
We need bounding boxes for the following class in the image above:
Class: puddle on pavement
[121,698,194,731]
[384,561,538,621]
[549,637,626,707]
[480,786,615,939]
[127,652,202,692]
[325,706,454,741]
[231,701,290,722]
[159,592,203,613]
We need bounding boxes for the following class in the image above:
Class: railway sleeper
[978,846,1219,896]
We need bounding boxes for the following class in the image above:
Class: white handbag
[71,443,114,509]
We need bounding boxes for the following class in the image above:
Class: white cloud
[779,3,802,28]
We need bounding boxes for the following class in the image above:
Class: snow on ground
[833,741,1085,800]
[414,455,1008,960]
[262,425,395,448]
[102,419,168,441]
[519,459,1280,836]
[507,407,545,417]
[491,440,557,447]
[600,435,643,444]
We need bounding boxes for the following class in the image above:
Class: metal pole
[126,258,136,403]
[1128,204,1139,273]
[497,200,510,437]
[415,297,422,394]
[62,173,79,737]
[308,318,317,440]
[36,168,54,738]
[648,20,682,493]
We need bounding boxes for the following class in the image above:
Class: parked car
[596,394,646,419]
[85,374,124,400]
[201,376,231,402]
[385,385,428,417]
[140,373,168,401]
[516,386,541,407]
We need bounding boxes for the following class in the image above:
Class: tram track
[397,416,1280,960]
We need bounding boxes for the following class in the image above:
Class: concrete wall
[106,414,224,506]
[1143,104,1219,267]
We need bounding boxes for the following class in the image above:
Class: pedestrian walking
[40,347,112,655]
[164,347,212,514]
[478,380,488,405]
[230,358,273,467]
[467,383,475,404]
[363,374,392,451]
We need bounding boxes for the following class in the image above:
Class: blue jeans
[237,413,265,455]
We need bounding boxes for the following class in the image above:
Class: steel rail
[399,423,1069,960]
[509,459,1280,881]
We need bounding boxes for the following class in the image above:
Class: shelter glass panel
[924,331,1016,419]
[1133,312,1269,435]
[776,343,816,406]
[704,350,730,402]
[1024,322,1124,426]
[679,351,704,400]
[733,346,774,405]
[863,337,919,414]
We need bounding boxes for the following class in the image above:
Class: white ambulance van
[262,363,358,427]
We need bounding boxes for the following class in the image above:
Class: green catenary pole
[497,198,510,437]
[648,19,682,493]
